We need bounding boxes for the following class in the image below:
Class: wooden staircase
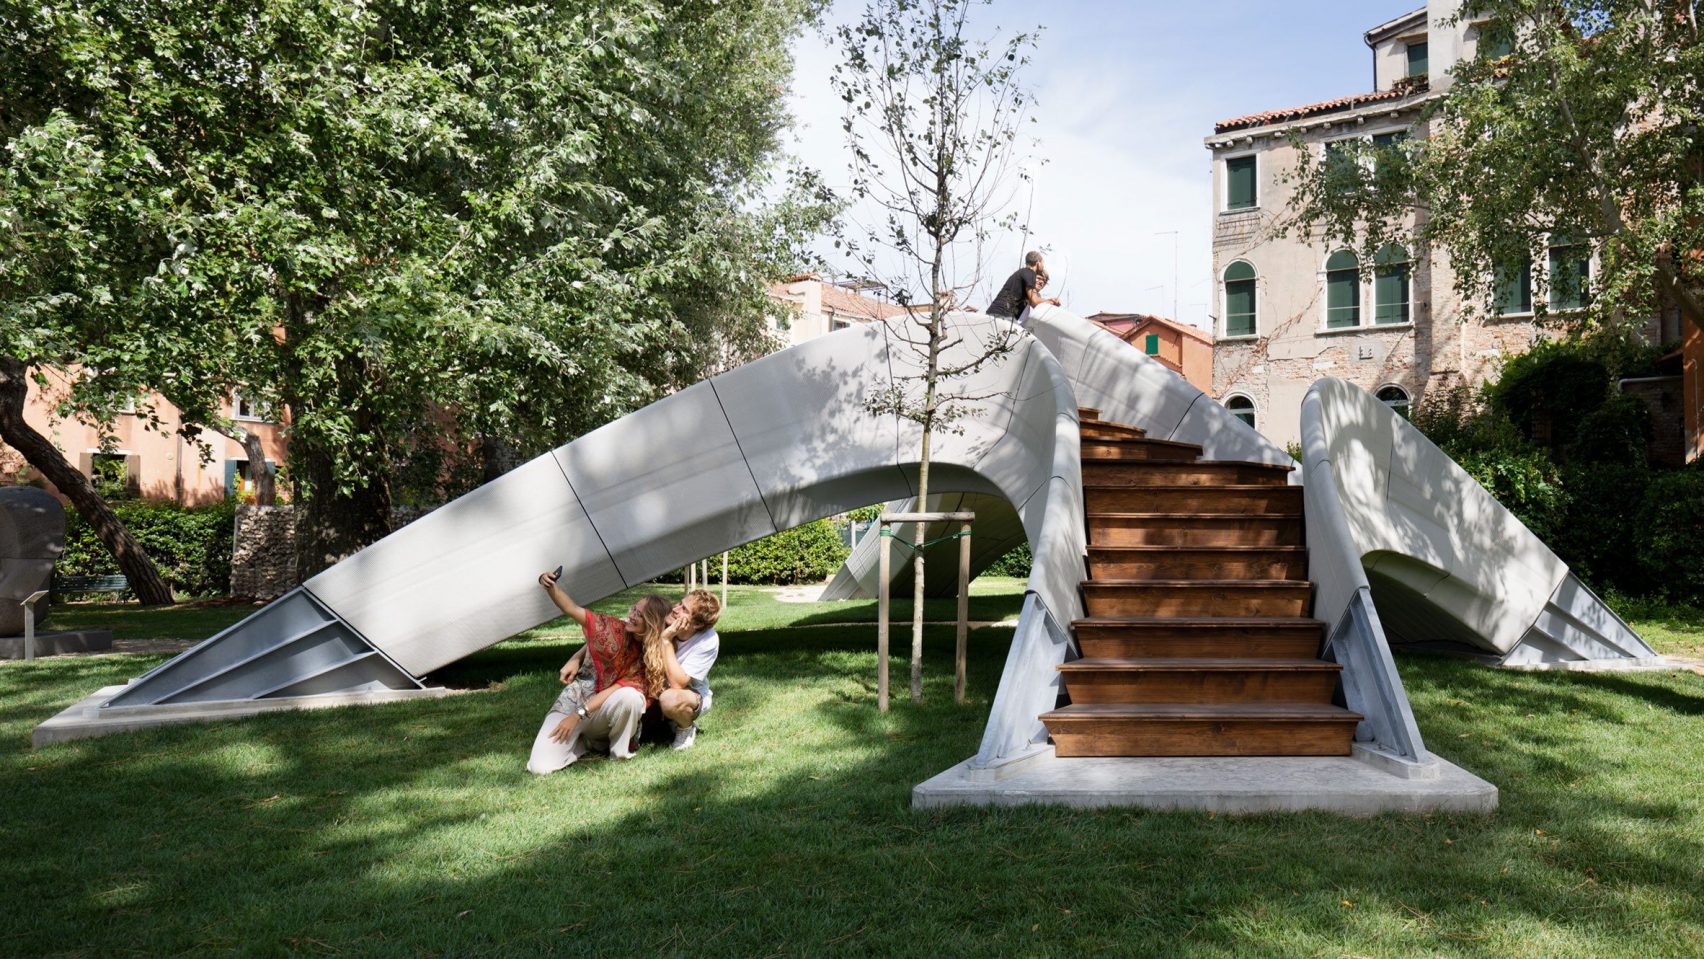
[1041,408,1362,757]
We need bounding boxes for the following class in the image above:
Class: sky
[782,0,1423,330]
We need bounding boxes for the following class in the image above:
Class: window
[1373,244,1411,325]
[1225,155,1257,211]
[225,459,274,497]
[232,391,270,422]
[88,452,138,499]
[1479,23,1514,59]
[1407,41,1429,78]
[1325,250,1361,329]
[1143,333,1160,356]
[1376,385,1411,418]
[1547,238,1590,311]
[1223,261,1258,337]
[1323,140,1360,195]
[1225,395,1256,429]
[829,317,851,331]
[1371,130,1409,177]
[1494,257,1533,315]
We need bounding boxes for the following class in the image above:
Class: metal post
[877,522,891,712]
[955,520,971,705]
[22,590,48,662]
[721,551,728,609]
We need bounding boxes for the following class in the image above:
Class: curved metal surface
[1302,377,1654,665]
[822,305,1295,601]
[102,317,1086,767]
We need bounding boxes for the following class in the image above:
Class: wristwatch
[575,704,590,719]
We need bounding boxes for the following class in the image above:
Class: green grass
[4,585,1703,956]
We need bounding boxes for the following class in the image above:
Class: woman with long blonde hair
[525,572,673,775]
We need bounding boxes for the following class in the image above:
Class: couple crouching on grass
[525,569,721,774]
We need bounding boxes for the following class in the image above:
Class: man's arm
[1025,285,1061,308]
[538,570,591,628]
[658,635,692,689]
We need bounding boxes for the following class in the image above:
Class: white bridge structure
[37,309,1657,811]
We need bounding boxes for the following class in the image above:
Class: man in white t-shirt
[657,589,722,751]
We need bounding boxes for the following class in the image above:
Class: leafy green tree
[1280,0,1704,334]
[831,0,1037,703]
[2,0,823,580]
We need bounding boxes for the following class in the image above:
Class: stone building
[1199,1,1643,445]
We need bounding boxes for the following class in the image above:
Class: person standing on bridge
[986,250,1061,325]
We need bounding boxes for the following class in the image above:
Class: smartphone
[552,565,563,580]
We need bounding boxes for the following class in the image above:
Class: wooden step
[1057,657,1341,705]
[1086,546,1309,581]
[1082,460,1294,487]
[1041,703,1362,757]
[1084,485,1304,514]
[1078,437,1203,462]
[1086,513,1304,547]
[1080,420,1146,441]
[1072,616,1325,659]
[1082,580,1313,618]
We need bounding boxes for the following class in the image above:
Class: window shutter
[1325,251,1361,328]
[1226,156,1256,210]
[224,460,241,496]
[1407,42,1429,77]
[1144,333,1160,355]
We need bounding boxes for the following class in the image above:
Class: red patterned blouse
[582,610,648,700]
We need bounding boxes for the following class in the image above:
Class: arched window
[1324,250,1361,329]
[1373,243,1410,325]
[1376,385,1411,418]
[1225,394,1256,429]
[1223,261,1257,338]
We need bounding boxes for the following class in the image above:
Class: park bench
[52,574,131,597]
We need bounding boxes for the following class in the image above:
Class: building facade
[0,368,285,506]
[767,274,910,346]
[1084,312,1214,394]
[1203,1,1564,446]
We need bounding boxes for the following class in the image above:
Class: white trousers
[525,686,646,775]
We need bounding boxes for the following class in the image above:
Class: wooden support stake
[877,526,891,712]
[956,520,971,705]
[721,551,728,608]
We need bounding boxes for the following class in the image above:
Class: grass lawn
[4,583,1703,957]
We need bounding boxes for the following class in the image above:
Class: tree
[831,0,1037,702]
[1278,0,1704,337]
[2,0,824,579]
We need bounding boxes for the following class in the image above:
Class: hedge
[715,519,850,585]
[983,543,1032,577]
[60,501,237,597]
[1635,468,1704,606]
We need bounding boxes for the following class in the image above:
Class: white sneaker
[671,723,698,751]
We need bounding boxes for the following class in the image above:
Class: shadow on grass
[2,634,1702,955]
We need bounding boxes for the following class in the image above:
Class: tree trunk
[0,356,175,605]
[291,440,391,581]
[241,430,276,506]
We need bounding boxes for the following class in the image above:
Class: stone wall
[231,505,438,601]
[230,506,296,601]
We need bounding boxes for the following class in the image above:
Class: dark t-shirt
[987,267,1037,318]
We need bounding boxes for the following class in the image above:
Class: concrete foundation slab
[1,630,113,659]
[33,683,463,747]
[913,748,1498,815]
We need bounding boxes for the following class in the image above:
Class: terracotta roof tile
[1215,77,1427,134]
[1087,312,1214,345]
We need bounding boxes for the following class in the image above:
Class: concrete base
[0,630,113,659]
[913,748,1498,815]
[33,683,463,747]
